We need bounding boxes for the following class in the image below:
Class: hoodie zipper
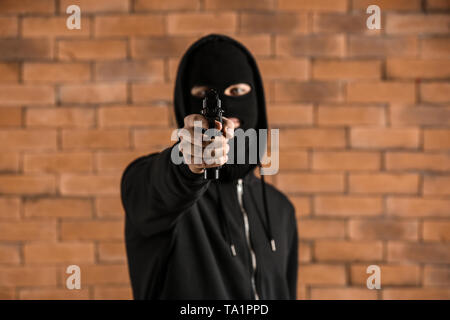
[237,178,259,300]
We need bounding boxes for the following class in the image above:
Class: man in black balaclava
[121,34,298,300]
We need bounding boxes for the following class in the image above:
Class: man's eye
[224,83,251,97]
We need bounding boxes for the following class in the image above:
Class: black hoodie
[120,34,298,300]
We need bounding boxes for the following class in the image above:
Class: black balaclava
[184,40,259,181]
[185,41,258,131]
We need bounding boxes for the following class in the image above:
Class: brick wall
[0,0,449,300]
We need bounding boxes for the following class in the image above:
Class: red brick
[315,240,383,261]
[95,15,165,37]
[267,104,313,126]
[421,37,450,58]
[315,196,383,217]
[424,129,450,151]
[205,0,273,10]
[0,17,17,37]
[259,59,309,80]
[386,14,450,34]
[352,0,421,10]
[0,221,56,241]
[24,243,95,264]
[297,219,346,239]
[427,0,450,9]
[347,82,415,103]
[0,288,15,299]
[278,0,347,12]
[318,105,385,126]
[424,266,450,286]
[95,197,124,218]
[95,60,164,82]
[277,173,345,193]
[387,59,450,79]
[349,173,419,194]
[132,83,173,102]
[349,35,418,57]
[98,105,169,127]
[296,242,310,263]
[0,244,20,264]
[387,197,450,217]
[131,37,197,58]
[26,108,95,128]
[312,13,377,34]
[313,151,380,171]
[0,197,21,220]
[24,63,91,83]
[96,151,150,173]
[58,40,127,61]
[98,242,127,262]
[24,152,93,173]
[22,17,90,38]
[61,221,123,240]
[60,0,129,12]
[383,288,450,300]
[275,82,344,102]
[20,288,90,300]
[390,105,450,126]
[0,0,54,14]
[280,128,346,148]
[0,39,53,60]
[0,108,21,127]
[423,221,450,241]
[388,242,450,263]
[60,174,121,196]
[349,219,418,240]
[136,0,199,10]
[240,13,307,34]
[233,35,272,57]
[279,150,309,171]
[60,84,127,104]
[64,264,129,285]
[421,82,450,103]
[24,197,92,219]
[0,267,57,287]
[0,153,19,173]
[311,288,377,300]
[351,128,419,149]
[351,264,420,286]
[424,176,450,196]
[313,60,381,80]
[0,130,57,151]
[0,85,54,106]
[93,286,132,300]
[167,13,237,35]
[276,35,345,57]
[62,129,129,150]
[133,128,177,149]
[298,264,347,285]
[385,153,450,172]
[0,175,56,195]
[0,63,19,82]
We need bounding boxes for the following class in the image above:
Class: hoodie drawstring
[259,164,277,252]
[216,183,237,256]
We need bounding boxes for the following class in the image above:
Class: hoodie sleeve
[120,143,211,237]
[286,203,298,300]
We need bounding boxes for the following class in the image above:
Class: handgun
[201,88,224,180]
